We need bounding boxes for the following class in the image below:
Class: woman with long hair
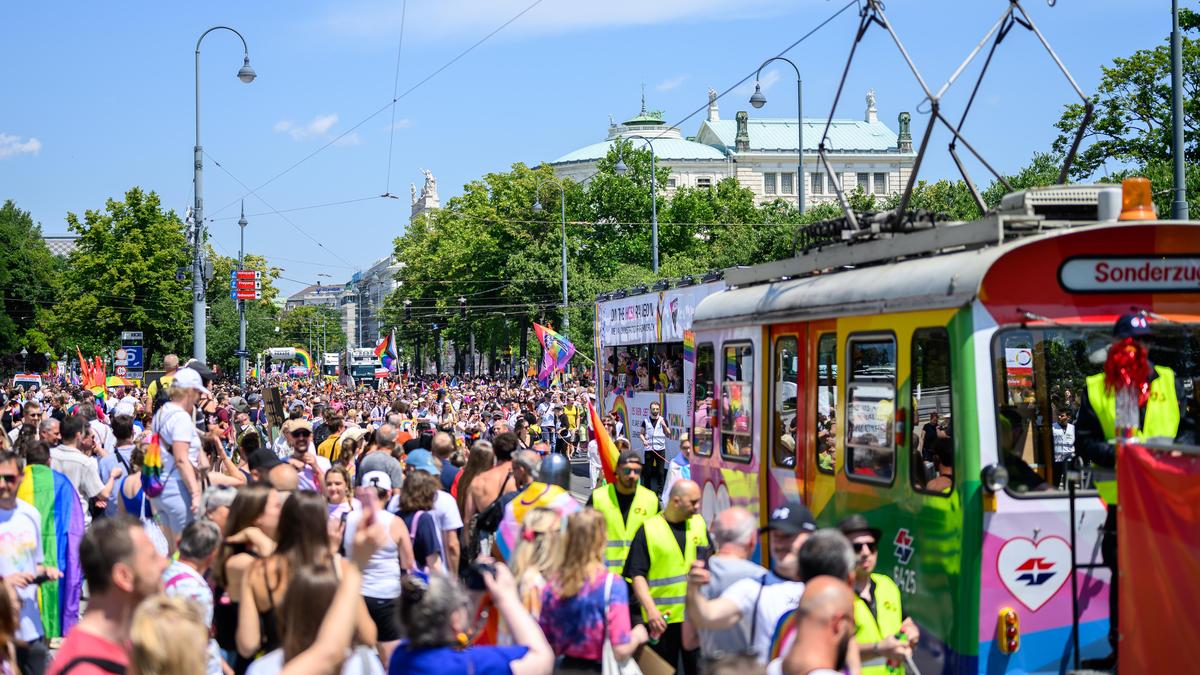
[114,442,170,555]
[151,372,207,547]
[507,508,560,623]
[246,565,383,675]
[325,466,359,520]
[453,442,494,511]
[394,472,443,573]
[538,509,647,672]
[237,491,377,662]
[213,484,282,674]
[388,567,554,675]
[130,595,210,675]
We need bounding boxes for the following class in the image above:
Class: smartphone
[465,562,496,591]
[695,546,713,568]
[31,573,52,586]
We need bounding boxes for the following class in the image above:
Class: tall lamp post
[1170,0,1189,220]
[193,26,256,365]
[614,136,660,273]
[532,175,569,335]
[238,201,248,387]
[19,347,27,373]
[750,56,804,214]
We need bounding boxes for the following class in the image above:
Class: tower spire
[640,83,646,113]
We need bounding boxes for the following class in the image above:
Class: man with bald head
[782,577,856,675]
[693,506,764,659]
[624,479,707,675]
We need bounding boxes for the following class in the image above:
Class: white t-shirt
[0,501,44,641]
[433,490,463,532]
[344,509,402,599]
[155,403,201,468]
[1052,422,1075,462]
[90,419,117,456]
[722,572,806,662]
[246,645,384,675]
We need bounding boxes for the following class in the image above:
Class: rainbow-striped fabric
[17,465,83,637]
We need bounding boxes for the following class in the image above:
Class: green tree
[42,188,190,358]
[277,304,345,356]
[0,201,60,354]
[1053,10,1198,178]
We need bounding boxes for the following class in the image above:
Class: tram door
[767,323,809,509]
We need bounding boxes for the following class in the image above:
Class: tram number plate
[892,566,917,595]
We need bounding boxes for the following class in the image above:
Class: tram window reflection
[721,343,754,462]
[773,335,800,468]
[694,343,716,456]
[846,335,896,483]
[912,328,954,495]
[816,334,837,474]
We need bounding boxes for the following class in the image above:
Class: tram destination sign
[1059,256,1200,293]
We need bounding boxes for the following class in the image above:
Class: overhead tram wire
[383,0,410,199]
[207,0,549,221]
[208,195,382,222]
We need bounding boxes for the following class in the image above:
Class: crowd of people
[0,353,920,675]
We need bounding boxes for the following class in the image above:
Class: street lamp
[192,25,257,365]
[749,56,805,214]
[19,347,27,372]
[532,174,570,335]
[613,136,660,272]
[238,201,248,388]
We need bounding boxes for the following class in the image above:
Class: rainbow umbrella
[105,375,133,387]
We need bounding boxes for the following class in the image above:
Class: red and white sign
[996,536,1071,612]
[115,365,127,376]
[1059,256,1200,293]
[235,270,261,280]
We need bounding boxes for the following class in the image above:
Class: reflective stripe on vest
[592,484,659,573]
[854,574,905,675]
[642,513,708,624]
[1085,366,1180,505]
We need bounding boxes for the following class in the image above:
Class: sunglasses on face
[853,540,878,553]
[291,430,312,438]
[0,474,19,484]
[620,466,641,476]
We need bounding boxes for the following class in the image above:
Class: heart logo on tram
[996,535,1072,612]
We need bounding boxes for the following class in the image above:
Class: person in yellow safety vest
[839,515,919,675]
[1074,313,1194,669]
[624,479,707,675]
[588,449,659,574]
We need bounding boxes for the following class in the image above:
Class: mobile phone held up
[465,562,496,592]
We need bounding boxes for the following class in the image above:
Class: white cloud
[273,114,340,141]
[0,133,42,159]
[736,68,781,96]
[656,74,689,92]
[333,132,363,147]
[388,119,413,130]
[321,0,802,41]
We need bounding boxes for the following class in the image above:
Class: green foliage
[276,304,345,356]
[0,201,59,354]
[41,188,191,358]
[1053,21,1197,178]
[203,251,283,373]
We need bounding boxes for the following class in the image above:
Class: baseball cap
[173,368,210,395]
[762,501,817,535]
[1113,313,1152,339]
[289,418,313,434]
[247,449,283,472]
[229,396,249,414]
[406,449,439,475]
[361,470,393,491]
[837,513,882,541]
[617,449,643,466]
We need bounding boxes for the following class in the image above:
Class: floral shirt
[538,568,631,661]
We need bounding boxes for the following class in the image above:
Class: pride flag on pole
[534,323,575,386]
[587,400,619,485]
[374,329,398,372]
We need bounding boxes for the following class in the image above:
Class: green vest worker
[624,479,707,675]
[1074,313,1194,669]
[590,449,659,574]
[839,515,919,675]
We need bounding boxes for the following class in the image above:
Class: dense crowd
[0,354,919,675]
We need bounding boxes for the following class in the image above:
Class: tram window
[694,343,716,456]
[772,335,800,468]
[720,343,754,462]
[602,343,684,393]
[990,324,1199,496]
[815,333,837,474]
[845,335,896,483]
[911,329,954,495]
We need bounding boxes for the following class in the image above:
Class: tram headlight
[980,464,1009,493]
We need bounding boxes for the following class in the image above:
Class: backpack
[141,432,166,498]
[461,472,516,577]
[57,656,126,674]
[150,375,171,412]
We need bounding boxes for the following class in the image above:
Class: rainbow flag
[533,323,575,380]
[375,329,398,372]
[76,347,107,402]
[18,465,83,637]
[587,401,619,485]
[683,330,696,363]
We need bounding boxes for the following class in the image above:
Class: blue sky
[0,0,1179,295]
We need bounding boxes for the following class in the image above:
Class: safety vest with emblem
[641,513,708,624]
[1085,366,1180,505]
[854,573,905,675]
[592,483,659,574]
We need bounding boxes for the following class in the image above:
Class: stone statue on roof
[421,169,437,197]
[410,183,418,205]
[708,88,718,103]
[866,88,877,111]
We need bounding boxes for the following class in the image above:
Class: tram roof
[693,217,1173,328]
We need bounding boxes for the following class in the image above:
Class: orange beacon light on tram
[1119,177,1156,221]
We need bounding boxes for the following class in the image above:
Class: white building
[284,283,345,312]
[341,254,402,348]
[550,90,915,208]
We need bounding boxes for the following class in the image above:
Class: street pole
[614,137,659,272]
[751,56,804,214]
[193,26,256,365]
[238,202,247,388]
[533,175,570,335]
[1171,0,1189,219]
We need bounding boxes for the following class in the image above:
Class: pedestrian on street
[587,449,658,576]
[838,514,919,674]
[638,402,669,495]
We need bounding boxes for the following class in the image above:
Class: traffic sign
[115,365,127,376]
[113,346,143,368]
[121,331,143,341]
[230,270,261,279]
[230,279,262,290]
[231,290,261,300]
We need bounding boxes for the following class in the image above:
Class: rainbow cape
[17,465,83,637]
[495,482,581,562]
[534,323,575,385]
[375,329,398,372]
[587,401,619,485]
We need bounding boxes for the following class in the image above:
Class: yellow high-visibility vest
[1085,366,1179,504]
[641,513,708,624]
[592,483,658,574]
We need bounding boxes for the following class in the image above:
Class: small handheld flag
[141,433,165,498]
[587,401,619,485]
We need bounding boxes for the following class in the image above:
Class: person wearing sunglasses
[838,514,920,673]
[284,419,327,493]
